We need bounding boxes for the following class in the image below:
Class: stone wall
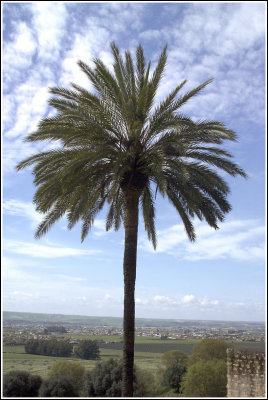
[227,348,266,397]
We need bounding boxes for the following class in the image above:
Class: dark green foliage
[25,338,72,357]
[44,325,67,334]
[84,358,123,397]
[74,339,100,360]
[39,375,79,397]
[162,363,187,392]
[3,370,42,397]
[189,338,229,365]
[161,350,188,392]
[181,359,227,397]
[83,358,152,397]
[24,338,39,354]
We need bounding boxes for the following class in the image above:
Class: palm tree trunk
[122,190,139,397]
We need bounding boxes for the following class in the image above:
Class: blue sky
[2,2,266,322]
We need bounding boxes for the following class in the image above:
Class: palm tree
[17,43,247,397]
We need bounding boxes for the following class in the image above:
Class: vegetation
[74,339,100,360]
[181,359,227,397]
[25,338,72,357]
[47,361,85,392]
[162,349,189,367]
[39,375,78,397]
[180,339,229,396]
[3,337,264,397]
[83,357,153,397]
[162,363,187,393]
[43,326,67,334]
[84,358,123,397]
[3,370,42,397]
[17,40,246,395]
[160,350,188,393]
[189,338,229,365]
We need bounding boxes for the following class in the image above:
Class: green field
[2,344,162,378]
[3,336,264,380]
[2,337,197,379]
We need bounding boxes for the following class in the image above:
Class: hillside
[3,311,264,329]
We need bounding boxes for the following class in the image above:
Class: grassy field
[3,336,264,380]
[2,344,162,379]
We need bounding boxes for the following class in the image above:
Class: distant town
[3,311,265,347]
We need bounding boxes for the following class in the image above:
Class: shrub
[47,360,85,391]
[3,370,42,397]
[39,375,79,397]
[83,358,153,397]
[181,359,227,397]
[162,363,187,392]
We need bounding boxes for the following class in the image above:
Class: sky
[2,1,266,322]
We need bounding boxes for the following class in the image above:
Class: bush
[162,350,188,368]
[74,339,100,360]
[162,363,187,392]
[133,366,156,397]
[47,360,85,392]
[39,375,79,397]
[3,370,42,397]
[83,357,153,397]
[189,338,229,365]
[84,358,122,397]
[181,359,227,397]
[159,350,188,393]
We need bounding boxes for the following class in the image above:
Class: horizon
[3,2,266,322]
[3,310,265,324]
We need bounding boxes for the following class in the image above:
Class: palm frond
[141,185,157,249]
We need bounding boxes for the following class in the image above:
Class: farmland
[3,335,264,380]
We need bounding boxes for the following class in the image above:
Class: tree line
[25,338,72,357]
[43,325,67,334]
[24,338,100,359]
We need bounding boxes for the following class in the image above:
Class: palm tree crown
[17,42,246,247]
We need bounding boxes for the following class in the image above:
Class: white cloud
[182,295,195,304]
[140,219,265,262]
[3,21,37,81]
[139,29,162,40]
[149,3,265,125]
[3,199,43,228]
[58,25,111,87]
[134,292,264,319]
[31,1,68,60]
[92,219,113,237]
[4,239,101,258]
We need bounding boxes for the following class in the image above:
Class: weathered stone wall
[227,348,266,397]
